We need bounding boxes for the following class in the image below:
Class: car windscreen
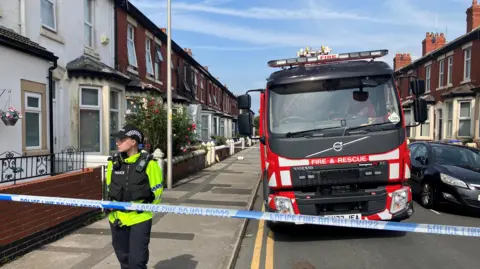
[432,145,480,168]
[267,75,402,135]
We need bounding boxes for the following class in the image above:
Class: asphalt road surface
[234,182,480,269]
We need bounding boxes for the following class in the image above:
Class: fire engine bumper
[265,186,414,224]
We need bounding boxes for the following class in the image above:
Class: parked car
[408,141,480,210]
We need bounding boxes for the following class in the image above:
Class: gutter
[48,59,58,174]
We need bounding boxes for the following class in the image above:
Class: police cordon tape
[1,193,480,238]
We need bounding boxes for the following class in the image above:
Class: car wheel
[420,181,435,209]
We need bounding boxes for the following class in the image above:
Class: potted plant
[0,106,22,126]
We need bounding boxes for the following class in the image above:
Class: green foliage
[212,135,227,146]
[172,106,198,155]
[124,95,197,156]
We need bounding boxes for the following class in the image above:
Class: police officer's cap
[114,124,144,144]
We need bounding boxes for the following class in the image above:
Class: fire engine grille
[290,164,389,188]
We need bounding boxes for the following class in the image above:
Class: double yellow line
[250,204,274,269]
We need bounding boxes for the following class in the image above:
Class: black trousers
[110,219,152,269]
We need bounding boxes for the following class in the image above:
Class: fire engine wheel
[420,181,436,209]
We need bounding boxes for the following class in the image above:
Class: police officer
[106,124,163,269]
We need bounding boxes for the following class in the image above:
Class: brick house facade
[114,0,239,141]
[394,1,480,142]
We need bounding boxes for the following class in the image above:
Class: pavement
[234,181,480,269]
[2,146,261,269]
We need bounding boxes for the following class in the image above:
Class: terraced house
[114,0,239,142]
[394,1,480,142]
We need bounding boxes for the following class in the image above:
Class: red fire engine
[236,47,428,230]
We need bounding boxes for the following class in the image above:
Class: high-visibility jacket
[106,152,163,227]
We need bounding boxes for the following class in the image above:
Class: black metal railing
[0,147,85,184]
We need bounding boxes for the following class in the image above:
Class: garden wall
[0,167,102,264]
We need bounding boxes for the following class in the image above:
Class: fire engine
[236,46,428,230]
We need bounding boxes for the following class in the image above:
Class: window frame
[445,101,453,138]
[447,56,453,85]
[41,0,57,32]
[24,92,43,150]
[457,100,472,138]
[145,37,154,76]
[109,90,121,152]
[79,87,103,153]
[154,43,163,81]
[84,0,94,48]
[464,47,471,80]
[438,59,444,88]
[127,24,138,68]
[425,64,431,93]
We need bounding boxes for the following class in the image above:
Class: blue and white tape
[1,193,480,238]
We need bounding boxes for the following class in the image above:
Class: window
[84,0,94,48]
[200,75,204,101]
[458,101,471,137]
[25,93,42,149]
[220,119,225,136]
[420,106,430,137]
[464,48,471,80]
[404,109,412,137]
[154,44,163,80]
[438,59,444,88]
[425,65,431,93]
[201,115,209,141]
[447,56,453,85]
[80,88,101,152]
[412,145,428,165]
[446,102,453,137]
[145,38,154,75]
[110,91,120,151]
[212,117,217,136]
[127,25,137,67]
[41,0,56,31]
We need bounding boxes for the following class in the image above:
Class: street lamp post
[166,0,173,189]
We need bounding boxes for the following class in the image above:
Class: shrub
[124,95,197,156]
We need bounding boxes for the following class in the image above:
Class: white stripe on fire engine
[280,170,292,186]
[278,148,400,167]
[268,173,277,187]
[389,163,400,179]
[404,164,411,179]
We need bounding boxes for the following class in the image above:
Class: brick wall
[171,152,207,183]
[0,167,102,263]
[215,147,230,162]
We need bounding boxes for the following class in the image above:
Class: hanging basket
[1,116,18,126]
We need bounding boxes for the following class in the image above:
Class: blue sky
[130,0,474,114]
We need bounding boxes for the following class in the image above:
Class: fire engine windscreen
[268,75,402,135]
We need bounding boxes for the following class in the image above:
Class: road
[234,182,480,269]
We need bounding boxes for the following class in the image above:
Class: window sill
[23,149,49,157]
[84,47,100,60]
[461,78,471,85]
[127,66,138,75]
[40,27,65,44]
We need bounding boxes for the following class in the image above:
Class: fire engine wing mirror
[238,113,253,136]
[413,98,428,124]
[410,79,426,96]
[237,94,251,109]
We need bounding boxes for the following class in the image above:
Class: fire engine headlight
[274,197,294,214]
[390,188,408,214]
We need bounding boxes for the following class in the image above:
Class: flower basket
[1,116,18,126]
[0,106,22,126]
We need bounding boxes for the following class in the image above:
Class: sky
[130,0,474,114]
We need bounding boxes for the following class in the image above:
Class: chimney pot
[160,28,166,33]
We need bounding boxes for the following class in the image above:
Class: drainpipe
[114,1,118,69]
[49,60,58,175]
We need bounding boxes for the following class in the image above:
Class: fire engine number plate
[324,213,361,219]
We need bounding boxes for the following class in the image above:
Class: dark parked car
[408,141,480,210]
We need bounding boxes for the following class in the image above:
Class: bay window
[458,101,471,137]
[25,93,42,149]
[80,87,101,152]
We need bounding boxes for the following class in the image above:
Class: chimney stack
[466,0,480,33]
[422,32,446,56]
[393,53,412,71]
[204,65,208,71]
[187,48,192,57]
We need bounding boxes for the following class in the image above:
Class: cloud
[132,0,387,22]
